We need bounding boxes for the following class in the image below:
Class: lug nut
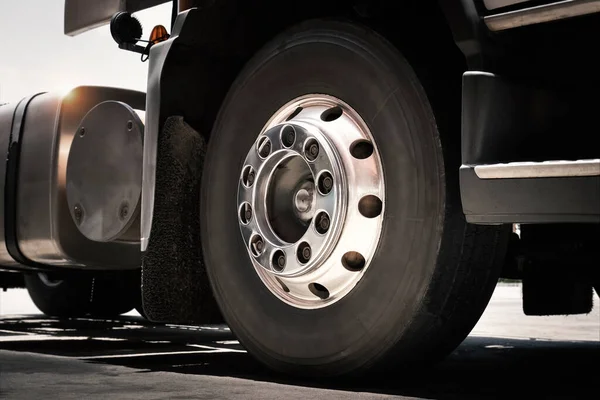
[302,247,311,260]
[250,235,264,257]
[316,212,330,234]
[318,172,334,195]
[305,139,319,161]
[282,125,296,147]
[272,250,286,271]
[242,166,256,187]
[240,202,252,224]
[297,242,311,264]
[258,137,272,158]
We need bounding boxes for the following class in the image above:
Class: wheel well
[143,1,468,323]
[163,0,465,142]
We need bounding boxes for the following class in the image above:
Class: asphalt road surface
[0,284,598,399]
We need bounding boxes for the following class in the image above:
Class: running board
[485,0,600,31]
[474,159,600,179]
[460,161,600,224]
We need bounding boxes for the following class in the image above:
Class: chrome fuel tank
[0,87,145,270]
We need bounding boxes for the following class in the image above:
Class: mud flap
[142,116,223,323]
[522,261,593,316]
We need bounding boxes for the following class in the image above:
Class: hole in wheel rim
[276,277,290,293]
[280,125,296,148]
[272,250,286,272]
[315,211,330,235]
[297,242,311,264]
[320,106,343,122]
[309,283,329,299]
[350,140,374,159]
[317,171,333,195]
[358,195,382,218]
[342,251,366,271]
[250,235,264,257]
[239,202,252,225]
[241,165,255,187]
[304,138,319,162]
[257,136,272,158]
[285,107,303,121]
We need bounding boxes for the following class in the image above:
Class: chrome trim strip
[485,0,600,31]
[474,159,600,179]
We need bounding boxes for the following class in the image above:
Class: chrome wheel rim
[237,95,385,309]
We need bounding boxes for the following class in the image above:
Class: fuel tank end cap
[66,100,143,242]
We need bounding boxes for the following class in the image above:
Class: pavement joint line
[81,349,240,360]
[186,343,246,353]
[467,333,600,343]
[0,328,35,335]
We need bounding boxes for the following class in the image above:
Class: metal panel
[483,0,531,10]
[0,102,22,268]
[141,9,193,252]
[461,166,600,224]
[485,0,600,31]
[14,87,145,269]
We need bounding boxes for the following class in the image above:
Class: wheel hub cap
[237,95,385,308]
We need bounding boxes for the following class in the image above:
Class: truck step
[474,159,600,179]
[485,0,600,31]
[460,160,600,224]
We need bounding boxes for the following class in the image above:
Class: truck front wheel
[200,20,508,376]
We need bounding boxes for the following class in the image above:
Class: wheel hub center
[294,188,311,213]
[293,182,316,222]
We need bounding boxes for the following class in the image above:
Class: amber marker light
[149,25,170,44]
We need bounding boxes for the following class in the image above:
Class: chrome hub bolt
[315,212,330,234]
[318,171,334,195]
[247,170,255,185]
[250,235,264,257]
[273,250,286,271]
[305,139,319,161]
[322,176,333,191]
[297,242,311,264]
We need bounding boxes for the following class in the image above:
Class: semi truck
[1,0,598,377]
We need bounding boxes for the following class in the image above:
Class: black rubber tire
[88,270,141,317]
[24,272,92,318]
[24,270,140,318]
[200,20,509,377]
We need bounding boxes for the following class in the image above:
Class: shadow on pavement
[1,315,598,399]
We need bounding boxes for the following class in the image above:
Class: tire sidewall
[201,20,445,372]
[25,273,91,317]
